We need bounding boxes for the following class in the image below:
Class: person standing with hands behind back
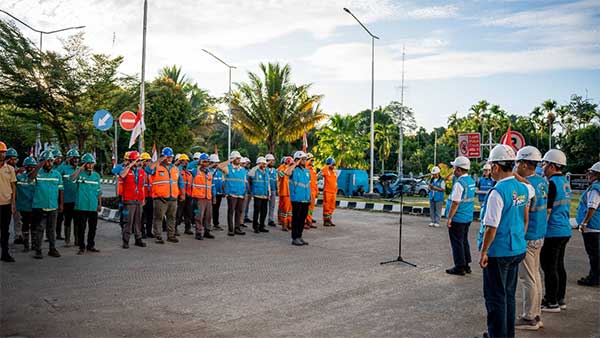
[428,166,445,228]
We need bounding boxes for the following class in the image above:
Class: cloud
[407,5,459,19]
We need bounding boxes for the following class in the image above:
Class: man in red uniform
[119,151,147,248]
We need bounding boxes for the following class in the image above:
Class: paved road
[101,183,117,198]
[1,207,598,338]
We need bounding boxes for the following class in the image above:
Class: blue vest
[452,176,476,223]
[429,178,445,202]
[251,168,270,198]
[289,167,311,203]
[525,175,548,240]
[267,167,278,192]
[478,176,495,202]
[16,172,35,212]
[478,178,528,257]
[224,164,247,197]
[576,181,600,231]
[209,168,224,195]
[546,175,572,238]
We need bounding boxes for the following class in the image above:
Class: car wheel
[419,189,427,197]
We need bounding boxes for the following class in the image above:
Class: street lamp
[343,7,379,194]
[202,49,236,157]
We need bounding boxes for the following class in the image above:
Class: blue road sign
[94,109,113,131]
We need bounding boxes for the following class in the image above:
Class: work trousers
[278,195,292,227]
[12,210,22,238]
[142,197,153,236]
[483,253,525,338]
[291,202,309,240]
[57,202,76,242]
[267,190,276,223]
[540,236,570,304]
[448,221,472,269]
[305,191,317,224]
[429,200,443,224]
[212,194,223,226]
[253,197,268,231]
[0,204,11,257]
[323,191,336,222]
[20,211,33,248]
[31,208,57,251]
[153,198,177,239]
[193,198,212,234]
[226,196,244,234]
[176,196,193,231]
[582,232,600,283]
[243,193,251,220]
[74,210,98,250]
[122,201,142,243]
[518,238,544,320]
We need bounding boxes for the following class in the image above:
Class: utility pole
[138,0,148,152]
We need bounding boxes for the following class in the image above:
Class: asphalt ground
[1,205,599,338]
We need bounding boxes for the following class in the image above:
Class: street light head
[75,26,86,29]
[343,7,351,13]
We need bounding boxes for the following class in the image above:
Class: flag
[151,143,158,162]
[500,125,516,150]
[128,105,145,148]
[302,132,308,152]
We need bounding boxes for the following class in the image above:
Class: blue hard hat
[199,153,209,161]
[162,147,174,157]
[23,156,37,166]
[325,157,336,165]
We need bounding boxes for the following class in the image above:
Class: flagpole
[138,0,147,152]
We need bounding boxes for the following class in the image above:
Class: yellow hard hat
[140,152,151,160]
[179,154,190,161]
[123,151,131,160]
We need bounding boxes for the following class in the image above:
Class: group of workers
[426,144,599,338]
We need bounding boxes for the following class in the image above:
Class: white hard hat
[240,157,250,164]
[230,150,241,159]
[256,156,267,164]
[542,149,567,166]
[483,163,492,170]
[431,166,441,174]
[488,144,516,163]
[174,154,181,161]
[516,146,542,162]
[451,156,471,170]
[193,152,202,160]
[293,151,307,160]
[209,154,220,163]
[265,154,275,161]
[588,161,600,173]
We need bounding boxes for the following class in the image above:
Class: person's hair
[519,160,537,171]
[494,161,514,172]
[456,167,468,174]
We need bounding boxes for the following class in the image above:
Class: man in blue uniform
[209,154,224,231]
[284,151,311,246]
[217,151,247,236]
[56,148,80,246]
[16,157,37,252]
[248,156,270,234]
[575,161,600,287]
[477,163,495,207]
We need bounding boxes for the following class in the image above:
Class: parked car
[376,177,429,197]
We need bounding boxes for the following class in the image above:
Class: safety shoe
[134,240,146,248]
[33,250,43,259]
[445,267,465,276]
[195,233,204,240]
[259,228,269,233]
[312,219,316,223]
[48,248,61,258]
[184,229,194,235]
[291,238,304,246]
[155,237,165,244]
[464,265,472,274]
[167,237,179,243]
[204,231,215,239]
[541,303,560,313]
[253,228,260,234]
[244,217,252,223]
[87,247,100,253]
[535,315,544,328]
[240,224,248,228]
[123,242,130,249]
[13,236,24,245]
[234,229,246,235]
[77,249,85,255]
[558,300,566,310]
[577,276,600,287]
[309,224,317,229]
[299,238,309,245]
[268,221,276,227]
[213,225,224,231]
[515,317,539,330]
[1,255,15,263]
[330,222,336,227]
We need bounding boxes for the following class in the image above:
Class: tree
[159,65,189,86]
[314,114,368,169]
[374,122,395,173]
[231,62,325,153]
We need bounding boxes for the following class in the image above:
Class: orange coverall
[277,164,292,229]
[322,165,338,225]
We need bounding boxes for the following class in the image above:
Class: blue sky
[5,0,600,131]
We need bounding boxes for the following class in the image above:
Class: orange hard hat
[0,141,6,152]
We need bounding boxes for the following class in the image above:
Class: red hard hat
[284,156,293,165]
[128,151,140,160]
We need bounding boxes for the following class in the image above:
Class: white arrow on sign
[98,113,111,126]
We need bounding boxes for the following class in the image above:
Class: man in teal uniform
[56,148,80,245]
[71,153,102,255]
[16,156,37,252]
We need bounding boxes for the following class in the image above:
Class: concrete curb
[101,179,117,185]
[315,198,470,219]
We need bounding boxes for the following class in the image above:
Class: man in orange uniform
[304,153,318,229]
[190,153,215,240]
[322,157,338,227]
[277,156,293,231]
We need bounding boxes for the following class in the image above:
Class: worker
[241,157,252,225]
[0,141,17,262]
[513,146,547,330]
[56,148,80,246]
[265,154,278,227]
[118,151,147,249]
[322,157,338,227]
[29,150,63,259]
[477,163,496,207]
[477,144,531,338]
[140,152,154,238]
[147,147,184,244]
[113,152,131,229]
[284,151,311,246]
[52,149,63,169]
[6,148,23,246]
[192,152,201,161]
[428,166,446,228]
[304,153,318,229]
[191,153,215,240]
[217,151,247,236]
[16,156,37,252]
[277,157,293,231]
[248,156,270,234]
[176,153,194,235]
[71,153,103,254]
[209,154,224,231]
[446,156,476,275]
[575,161,600,287]
[540,149,571,312]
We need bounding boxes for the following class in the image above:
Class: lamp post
[202,49,236,157]
[343,7,379,194]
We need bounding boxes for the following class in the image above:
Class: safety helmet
[209,154,220,162]
[140,152,152,160]
[488,144,516,163]
[66,149,80,158]
[193,152,202,160]
[256,156,267,164]
[325,157,336,165]
[589,161,600,173]
[516,146,542,162]
[431,166,441,174]
[123,151,131,160]
[128,151,140,160]
[542,149,567,166]
[162,147,174,157]
[306,153,314,160]
[482,163,492,170]
[240,157,250,164]
[23,156,37,167]
[40,150,55,161]
[174,154,181,161]
[6,148,18,158]
[451,156,471,170]
[0,141,6,151]
[230,150,242,159]
[293,151,307,160]
[280,156,286,164]
[199,153,210,161]
[81,153,96,164]
[52,149,63,158]
[265,154,275,161]
[179,154,190,161]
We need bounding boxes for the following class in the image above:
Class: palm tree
[314,114,368,169]
[231,62,325,153]
[375,122,395,174]
[159,65,189,86]
[542,99,557,148]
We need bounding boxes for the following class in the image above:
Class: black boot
[204,230,215,239]
[134,239,147,247]
[195,233,204,240]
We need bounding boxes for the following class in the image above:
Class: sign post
[458,133,481,158]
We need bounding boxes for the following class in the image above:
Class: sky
[4,0,600,132]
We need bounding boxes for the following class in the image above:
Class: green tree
[374,122,395,173]
[314,113,368,169]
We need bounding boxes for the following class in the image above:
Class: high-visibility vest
[151,164,180,199]
[277,164,290,197]
[122,168,146,202]
[180,169,193,196]
[308,166,318,193]
[191,170,213,200]
[322,166,338,193]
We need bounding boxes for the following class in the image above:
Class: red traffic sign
[500,130,526,151]
[119,111,137,131]
[458,133,481,158]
